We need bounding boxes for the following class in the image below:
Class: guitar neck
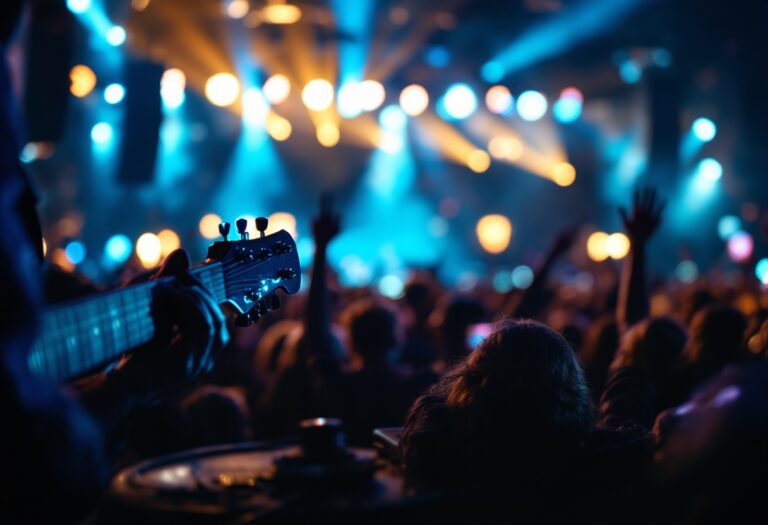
[29,262,226,382]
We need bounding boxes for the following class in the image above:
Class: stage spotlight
[476,214,512,253]
[104,83,125,104]
[267,212,298,238]
[65,241,86,265]
[261,3,302,24]
[697,158,722,182]
[727,232,753,263]
[199,213,222,239]
[692,117,717,142]
[106,26,126,46]
[551,162,576,186]
[136,233,161,268]
[67,0,91,14]
[70,65,97,98]
[718,215,742,240]
[337,82,363,118]
[242,88,269,126]
[226,0,249,19]
[587,232,610,262]
[379,133,404,154]
[676,260,699,283]
[302,79,334,111]
[467,150,491,173]
[316,123,340,147]
[512,265,534,289]
[485,85,513,115]
[443,83,477,120]
[359,80,385,111]
[606,233,630,259]
[263,74,290,105]
[516,90,547,122]
[205,73,240,107]
[266,113,292,141]
[91,122,113,144]
[399,84,429,116]
[379,105,407,130]
[105,234,132,263]
[756,258,768,285]
[488,136,523,160]
[161,68,186,109]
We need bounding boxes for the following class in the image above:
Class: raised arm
[616,188,664,332]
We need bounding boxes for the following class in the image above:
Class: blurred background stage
[11,0,768,295]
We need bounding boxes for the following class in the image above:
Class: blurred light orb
[443,83,477,120]
[619,60,642,84]
[476,214,512,254]
[266,113,292,141]
[692,117,717,142]
[485,85,513,115]
[399,84,429,116]
[104,83,125,104]
[467,150,491,173]
[493,270,514,293]
[676,260,699,283]
[105,234,132,263]
[205,73,240,107]
[91,122,113,144]
[606,233,631,259]
[756,258,768,285]
[516,90,548,122]
[67,0,91,14]
[136,233,162,268]
[339,255,372,287]
[132,0,150,11]
[316,123,340,147]
[481,61,504,83]
[587,232,610,262]
[267,212,298,238]
[157,229,180,257]
[560,87,583,103]
[261,3,302,24]
[698,158,723,182]
[70,65,97,97]
[653,48,672,68]
[428,216,449,238]
[65,241,86,265]
[553,97,582,123]
[337,82,363,118]
[199,213,222,239]
[161,68,186,109]
[424,46,450,68]
[106,26,126,46]
[226,0,249,19]
[379,133,404,154]
[512,265,534,289]
[262,74,290,105]
[359,80,386,111]
[242,88,269,126]
[551,162,576,187]
[302,79,334,111]
[488,136,523,160]
[718,215,742,241]
[379,105,407,130]
[378,274,405,299]
[727,231,753,263]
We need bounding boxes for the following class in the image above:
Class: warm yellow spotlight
[606,233,631,260]
[587,231,610,262]
[476,214,513,254]
[302,79,334,111]
[261,3,302,24]
[488,136,523,161]
[199,213,222,239]
[205,73,240,107]
[132,0,150,11]
[226,0,249,19]
[266,113,292,141]
[552,162,576,187]
[136,233,162,268]
[157,229,181,257]
[267,212,298,238]
[359,80,385,111]
[263,74,290,104]
[467,150,491,173]
[70,65,97,98]
[399,84,429,116]
[316,123,340,147]
[485,85,513,114]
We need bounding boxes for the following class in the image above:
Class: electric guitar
[28,217,301,383]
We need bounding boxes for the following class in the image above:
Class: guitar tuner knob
[236,218,249,240]
[255,217,269,238]
[218,222,231,242]
[235,309,260,327]
[276,268,296,280]
[271,241,292,254]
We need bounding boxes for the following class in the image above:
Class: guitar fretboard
[28,262,226,382]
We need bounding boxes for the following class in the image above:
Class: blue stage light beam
[332,0,376,112]
[484,0,650,78]
[681,117,717,163]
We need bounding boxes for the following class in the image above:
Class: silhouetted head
[403,278,437,323]
[612,317,687,377]
[430,294,486,362]
[401,319,593,488]
[343,299,398,363]
[686,306,747,374]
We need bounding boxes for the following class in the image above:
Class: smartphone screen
[466,323,494,349]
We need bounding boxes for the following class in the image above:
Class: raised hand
[312,193,341,249]
[619,187,665,244]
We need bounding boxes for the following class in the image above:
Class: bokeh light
[65,241,86,265]
[199,213,222,239]
[261,3,302,24]
[443,83,478,120]
[157,229,181,257]
[476,214,512,253]
[717,215,742,240]
[756,258,768,285]
[242,88,269,126]
[262,74,290,105]
[676,260,699,283]
[516,90,548,122]
[587,231,610,262]
[302,79,334,111]
[379,105,407,131]
[161,68,186,109]
[399,84,429,116]
[359,80,386,112]
[551,162,576,186]
[727,231,753,263]
[692,117,717,142]
[106,26,127,46]
[512,265,534,289]
[136,233,162,268]
[67,0,91,15]
[205,73,240,107]
[267,212,298,238]
[697,158,723,182]
[91,122,114,144]
[105,234,132,263]
[606,232,631,259]
[378,274,405,299]
[266,113,292,141]
[104,83,125,104]
[226,0,250,19]
[485,85,513,115]
[488,136,523,160]
[70,65,97,98]
[316,123,340,147]
[467,150,491,173]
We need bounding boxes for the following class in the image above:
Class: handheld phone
[466,323,494,349]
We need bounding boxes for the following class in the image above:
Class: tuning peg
[236,218,249,240]
[218,222,231,242]
[255,217,269,239]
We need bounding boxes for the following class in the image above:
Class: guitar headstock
[206,217,301,325]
